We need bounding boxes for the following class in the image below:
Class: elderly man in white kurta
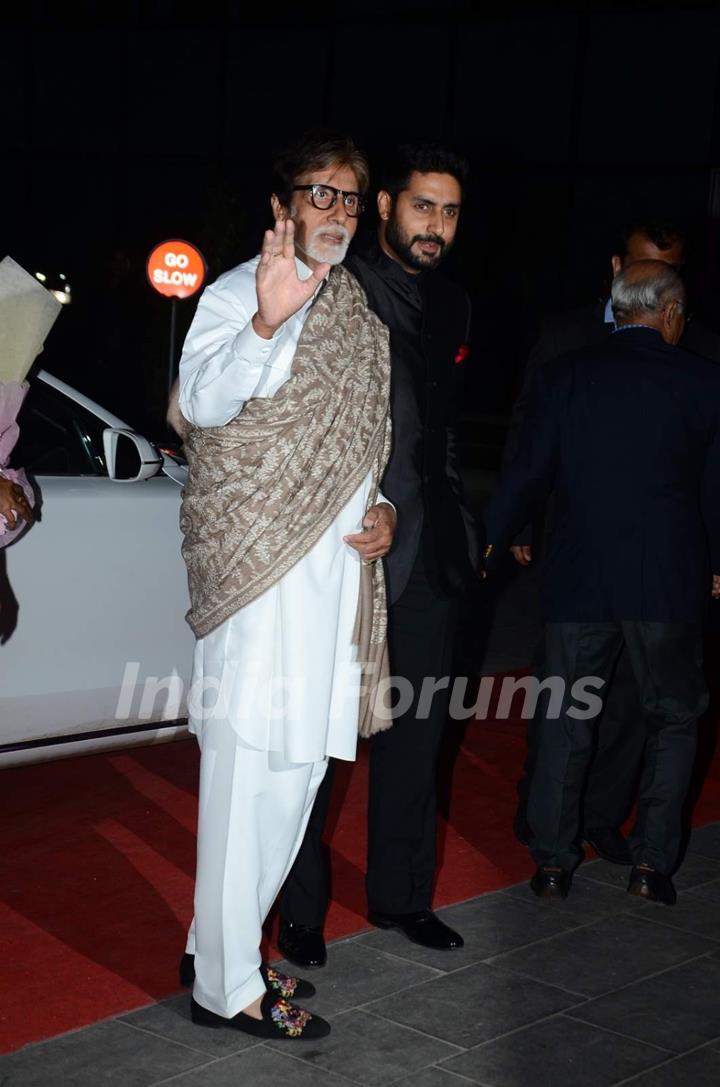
[175,134,394,1041]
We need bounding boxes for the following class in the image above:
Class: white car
[0,370,194,766]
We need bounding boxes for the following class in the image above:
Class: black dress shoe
[530,866,572,899]
[627,866,677,905]
[278,921,327,969]
[583,827,633,866]
[179,954,315,999]
[191,990,330,1039]
[367,909,464,950]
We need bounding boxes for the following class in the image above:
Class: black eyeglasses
[293,184,366,217]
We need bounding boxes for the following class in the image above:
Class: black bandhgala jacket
[345,243,481,604]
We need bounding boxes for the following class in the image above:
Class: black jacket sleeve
[483,363,562,568]
[702,415,720,573]
[502,321,561,469]
[446,292,482,567]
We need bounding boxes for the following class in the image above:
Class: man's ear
[610,255,622,278]
[377,190,393,222]
[666,299,683,328]
[270,194,288,221]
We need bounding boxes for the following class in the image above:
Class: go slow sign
[146,239,206,300]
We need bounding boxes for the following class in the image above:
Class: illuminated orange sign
[146,239,206,300]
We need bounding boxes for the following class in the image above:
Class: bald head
[611,260,687,344]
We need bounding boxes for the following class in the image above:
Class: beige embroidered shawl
[180,264,392,737]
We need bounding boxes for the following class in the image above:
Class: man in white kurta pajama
[175,135,394,1040]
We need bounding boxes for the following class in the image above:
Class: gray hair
[611,262,685,324]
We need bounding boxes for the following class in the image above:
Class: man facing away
[279,143,481,967]
[175,132,395,1039]
[484,260,720,905]
[507,220,720,867]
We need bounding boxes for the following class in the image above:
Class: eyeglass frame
[292,184,367,217]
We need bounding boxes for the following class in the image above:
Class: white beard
[304,224,351,265]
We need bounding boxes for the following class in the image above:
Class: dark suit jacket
[345,245,480,603]
[484,327,720,622]
[504,303,720,544]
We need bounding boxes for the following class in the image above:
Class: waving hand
[252,219,330,338]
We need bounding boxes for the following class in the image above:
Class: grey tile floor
[3,825,720,1086]
[5,527,720,1084]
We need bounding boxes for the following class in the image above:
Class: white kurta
[179,255,374,764]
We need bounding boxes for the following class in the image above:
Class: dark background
[4,1,720,451]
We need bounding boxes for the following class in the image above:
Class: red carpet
[2,696,719,1054]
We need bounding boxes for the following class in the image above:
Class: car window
[10,381,108,477]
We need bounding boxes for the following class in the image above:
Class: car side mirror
[103,428,163,482]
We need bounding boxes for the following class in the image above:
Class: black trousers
[516,644,647,836]
[280,556,458,926]
[527,621,706,873]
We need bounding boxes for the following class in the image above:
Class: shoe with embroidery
[190,991,330,1039]
[179,955,315,999]
[263,964,316,1000]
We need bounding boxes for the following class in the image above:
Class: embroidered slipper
[262,963,316,1000]
[179,954,315,999]
[191,991,330,1039]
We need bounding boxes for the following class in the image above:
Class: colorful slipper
[262,963,316,1000]
[191,991,330,1039]
[179,954,315,999]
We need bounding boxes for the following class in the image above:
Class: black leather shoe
[191,990,330,1039]
[530,866,572,899]
[583,827,633,866]
[179,954,316,999]
[627,866,677,905]
[367,909,464,950]
[278,921,327,969]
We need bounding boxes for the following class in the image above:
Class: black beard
[385,214,449,271]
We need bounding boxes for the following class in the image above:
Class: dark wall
[3,3,720,434]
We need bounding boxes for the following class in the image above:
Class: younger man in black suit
[279,145,481,966]
[484,260,720,905]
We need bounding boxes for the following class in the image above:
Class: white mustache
[313,229,349,243]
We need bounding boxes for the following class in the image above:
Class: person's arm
[180,219,329,428]
[483,364,563,569]
[446,421,483,568]
[503,321,559,469]
[178,275,289,429]
[503,322,561,562]
[701,414,720,593]
[444,293,482,567]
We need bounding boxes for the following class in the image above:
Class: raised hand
[253,219,330,339]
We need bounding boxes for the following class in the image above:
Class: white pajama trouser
[184,717,328,1018]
